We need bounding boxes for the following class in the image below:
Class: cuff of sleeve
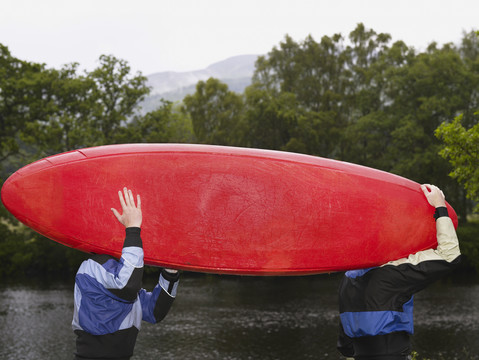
[161,268,180,282]
[434,206,449,221]
[124,227,143,248]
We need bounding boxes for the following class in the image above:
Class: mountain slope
[140,54,258,112]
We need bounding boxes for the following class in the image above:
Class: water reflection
[140,275,341,360]
[0,274,478,359]
[0,285,74,359]
[412,279,479,360]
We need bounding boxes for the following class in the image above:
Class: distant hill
[139,54,258,113]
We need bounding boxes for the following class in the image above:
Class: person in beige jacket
[337,184,461,360]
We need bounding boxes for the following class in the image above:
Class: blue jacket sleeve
[139,269,179,324]
[84,227,144,301]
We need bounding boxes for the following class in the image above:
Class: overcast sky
[1,0,477,76]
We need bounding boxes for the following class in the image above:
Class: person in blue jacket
[337,184,461,360]
[72,187,179,360]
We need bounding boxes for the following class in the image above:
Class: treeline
[1,24,479,280]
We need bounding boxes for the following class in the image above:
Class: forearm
[88,228,143,301]
[153,270,180,322]
[140,269,180,324]
[160,269,180,296]
[123,227,143,248]
[121,227,144,270]
[434,208,461,262]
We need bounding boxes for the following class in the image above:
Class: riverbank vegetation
[1,24,478,280]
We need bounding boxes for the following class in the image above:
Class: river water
[0,273,478,360]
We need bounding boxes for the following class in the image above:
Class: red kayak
[1,144,457,275]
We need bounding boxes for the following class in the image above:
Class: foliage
[436,113,479,210]
[434,32,479,212]
[0,219,87,279]
[117,100,195,143]
[241,84,299,150]
[182,78,243,145]
[19,63,97,155]
[87,55,150,145]
[455,220,479,273]
[0,44,50,162]
[411,351,430,360]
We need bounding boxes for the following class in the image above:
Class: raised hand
[420,184,446,208]
[111,187,142,228]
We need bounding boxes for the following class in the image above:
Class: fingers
[425,184,443,197]
[420,183,446,207]
[123,187,133,208]
[113,187,142,227]
[420,184,428,195]
[118,189,127,209]
[123,188,130,207]
[421,184,439,194]
[421,183,433,193]
[119,187,138,209]
[111,207,121,222]
[129,188,136,207]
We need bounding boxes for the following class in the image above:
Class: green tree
[375,42,472,192]
[435,31,479,211]
[0,44,51,165]
[241,84,298,150]
[182,78,243,145]
[88,55,150,144]
[387,33,479,217]
[19,54,151,155]
[249,33,346,156]
[0,51,152,280]
[343,111,396,169]
[19,64,97,155]
[253,34,301,95]
[343,23,392,118]
[117,100,195,143]
[436,113,479,209]
[248,24,395,159]
[341,32,410,165]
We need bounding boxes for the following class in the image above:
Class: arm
[386,184,460,264]
[110,188,144,300]
[73,188,148,336]
[84,188,144,301]
[139,269,180,324]
[420,184,460,262]
[380,184,461,292]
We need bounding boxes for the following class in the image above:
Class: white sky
[0,0,477,75]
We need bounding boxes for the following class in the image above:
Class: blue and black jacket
[72,227,179,360]
[337,207,461,359]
